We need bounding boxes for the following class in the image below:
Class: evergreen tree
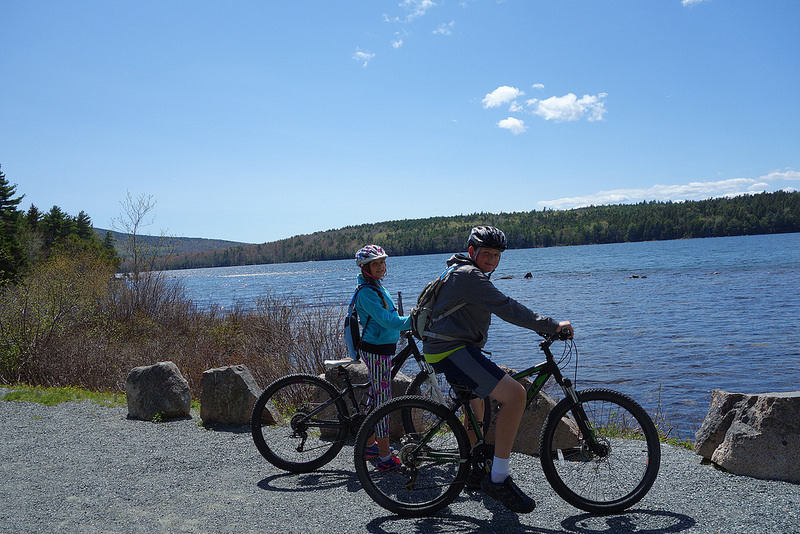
[0,165,26,283]
[25,204,42,231]
[76,210,93,240]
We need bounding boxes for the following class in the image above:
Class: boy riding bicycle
[422,226,573,514]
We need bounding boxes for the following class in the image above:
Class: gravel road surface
[1,392,798,533]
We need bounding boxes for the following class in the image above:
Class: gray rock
[695,389,800,483]
[200,364,262,426]
[125,361,191,421]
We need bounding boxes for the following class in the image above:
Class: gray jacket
[422,253,560,356]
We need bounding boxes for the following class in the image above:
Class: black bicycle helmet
[467,226,507,251]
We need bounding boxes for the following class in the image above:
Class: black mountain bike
[353,331,661,516]
[251,331,446,473]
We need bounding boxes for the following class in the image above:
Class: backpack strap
[351,283,388,330]
[422,264,467,341]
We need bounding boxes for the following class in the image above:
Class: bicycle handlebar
[538,329,572,346]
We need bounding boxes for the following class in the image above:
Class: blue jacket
[355,274,411,347]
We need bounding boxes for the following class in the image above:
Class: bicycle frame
[392,332,448,405]
[307,333,446,435]
[414,333,606,463]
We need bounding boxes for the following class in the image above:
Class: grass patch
[661,435,695,450]
[1,384,126,407]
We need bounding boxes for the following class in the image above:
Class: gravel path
[1,391,798,533]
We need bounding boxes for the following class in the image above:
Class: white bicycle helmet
[355,244,388,267]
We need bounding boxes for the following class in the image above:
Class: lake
[163,233,800,439]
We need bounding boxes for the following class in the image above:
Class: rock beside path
[695,389,800,484]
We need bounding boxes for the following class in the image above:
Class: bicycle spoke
[354,396,470,517]
[251,374,349,473]
[540,389,661,513]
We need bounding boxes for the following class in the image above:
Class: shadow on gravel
[257,469,357,493]
[366,509,560,534]
[364,498,696,534]
[560,509,696,533]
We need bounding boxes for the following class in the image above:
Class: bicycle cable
[555,338,579,389]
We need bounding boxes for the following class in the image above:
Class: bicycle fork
[560,378,608,457]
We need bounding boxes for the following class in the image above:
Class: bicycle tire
[539,388,661,514]
[354,396,470,517]
[251,373,349,473]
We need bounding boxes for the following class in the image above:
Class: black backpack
[409,264,465,341]
[344,284,386,359]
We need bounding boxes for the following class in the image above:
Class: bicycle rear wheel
[251,373,349,473]
[539,388,661,514]
[354,396,470,517]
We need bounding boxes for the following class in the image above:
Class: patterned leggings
[360,349,393,438]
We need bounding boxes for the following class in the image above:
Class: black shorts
[430,345,505,399]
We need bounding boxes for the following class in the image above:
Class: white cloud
[353,48,376,67]
[481,85,607,133]
[398,0,436,21]
[762,169,800,182]
[433,21,455,35]
[526,92,608,122]
[482,86,524,109]
[537,172,800,210]
[498,117,527,135]
[392,39,404,49]
[682,0,710,6]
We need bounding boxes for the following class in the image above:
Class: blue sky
[2,0,799,244]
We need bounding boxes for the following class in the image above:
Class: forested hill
[93,229,251,258]
[162,191,800,270]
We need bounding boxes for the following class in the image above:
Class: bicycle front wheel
[251,373,349,473]
[354,396,470,517]
[539,388,661,514]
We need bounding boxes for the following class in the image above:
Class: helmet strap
[468,246,495,277]
[361,265,381,281]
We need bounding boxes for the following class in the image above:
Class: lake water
[164,233,800,439]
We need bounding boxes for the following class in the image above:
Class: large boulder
[126,361,191,421]
[201,364,262,426]
[695,389,800,483]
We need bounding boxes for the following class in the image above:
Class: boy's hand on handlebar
[556,321,573,339]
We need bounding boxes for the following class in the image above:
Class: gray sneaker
[480,475,536,513]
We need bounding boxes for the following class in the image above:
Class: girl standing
[353,245,410,470]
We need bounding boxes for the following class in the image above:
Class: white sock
[379,454,392,462]
[490,456,510,484]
